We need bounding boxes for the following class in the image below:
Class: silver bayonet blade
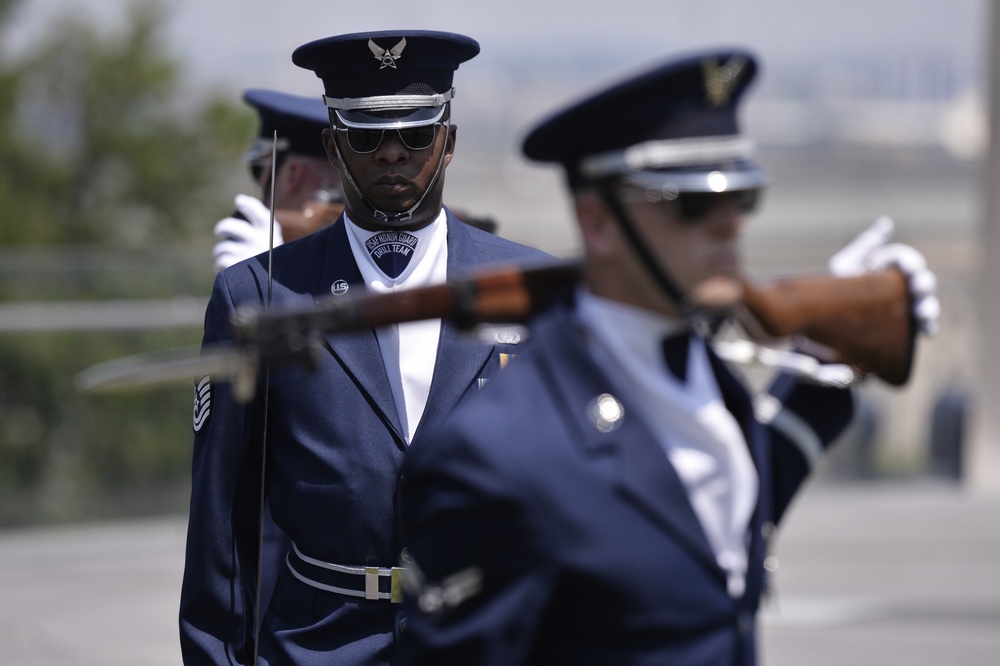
[75,344,259,401]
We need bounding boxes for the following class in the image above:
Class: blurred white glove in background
[212,194,284,271]
[828,215,940,336]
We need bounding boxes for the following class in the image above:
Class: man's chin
[688,275,744,311]
[371,195,423,215]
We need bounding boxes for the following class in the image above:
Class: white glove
[212,194,284,271]
[828,215,940,336]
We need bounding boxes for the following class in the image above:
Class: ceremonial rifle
[76,259,916,399]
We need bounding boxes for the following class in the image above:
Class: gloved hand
[212,194,284,271]
[828,215,940,336]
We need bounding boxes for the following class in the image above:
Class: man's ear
[575,189,617,259]
[443,124,457,166]
[282,157,306,194]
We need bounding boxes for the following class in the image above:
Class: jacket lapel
[315,220,405,438]
[535,306,720,573]
[708,349,762,475]
[612,408,720,571]
[413,216,496,438]
[709,348,770,601]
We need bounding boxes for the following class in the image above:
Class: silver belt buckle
[391,566,406,603]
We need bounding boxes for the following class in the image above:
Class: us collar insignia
[369,38,406,69]
[702,55,747,107]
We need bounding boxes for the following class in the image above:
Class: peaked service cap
[242,88,331,164]
[522,48,767,194]
[292,30,480,129]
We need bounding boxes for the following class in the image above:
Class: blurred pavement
[761,480,1000,666]
[0,481,997,665]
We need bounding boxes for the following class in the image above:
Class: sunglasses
[334,123,443,154]
[619,187,761,223]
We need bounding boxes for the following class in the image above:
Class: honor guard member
[213,88,345,272]
[396,49,939,665]
[179,30,551,665]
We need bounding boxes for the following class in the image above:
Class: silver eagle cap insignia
[369,38,406,69]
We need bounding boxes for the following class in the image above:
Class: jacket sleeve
[179,270,266,665]
[395,427,555,666]
[757,372,855,523]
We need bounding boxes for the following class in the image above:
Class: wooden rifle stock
[738,270,915,386]
[274,201,344,242]
[234,261,915,386]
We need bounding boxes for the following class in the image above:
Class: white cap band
[581,135,757,180]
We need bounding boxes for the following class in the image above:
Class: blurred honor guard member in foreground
[179,31,549,665]
[397,49,938,665]
[213,88,344,272]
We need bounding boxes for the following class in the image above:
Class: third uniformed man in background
[212,88,344,272]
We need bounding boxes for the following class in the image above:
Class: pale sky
[4,0,988,101]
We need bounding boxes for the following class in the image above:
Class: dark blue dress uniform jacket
[178,208,551,665]
[396,299,854,666]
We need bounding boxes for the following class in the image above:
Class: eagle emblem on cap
[369,38,406,69]
[703,56,747,107]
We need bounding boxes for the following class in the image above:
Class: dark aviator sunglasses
[334,123,443,154]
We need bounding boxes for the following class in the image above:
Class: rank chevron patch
[193,375,211,432]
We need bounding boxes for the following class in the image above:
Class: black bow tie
[662,333,691,383]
